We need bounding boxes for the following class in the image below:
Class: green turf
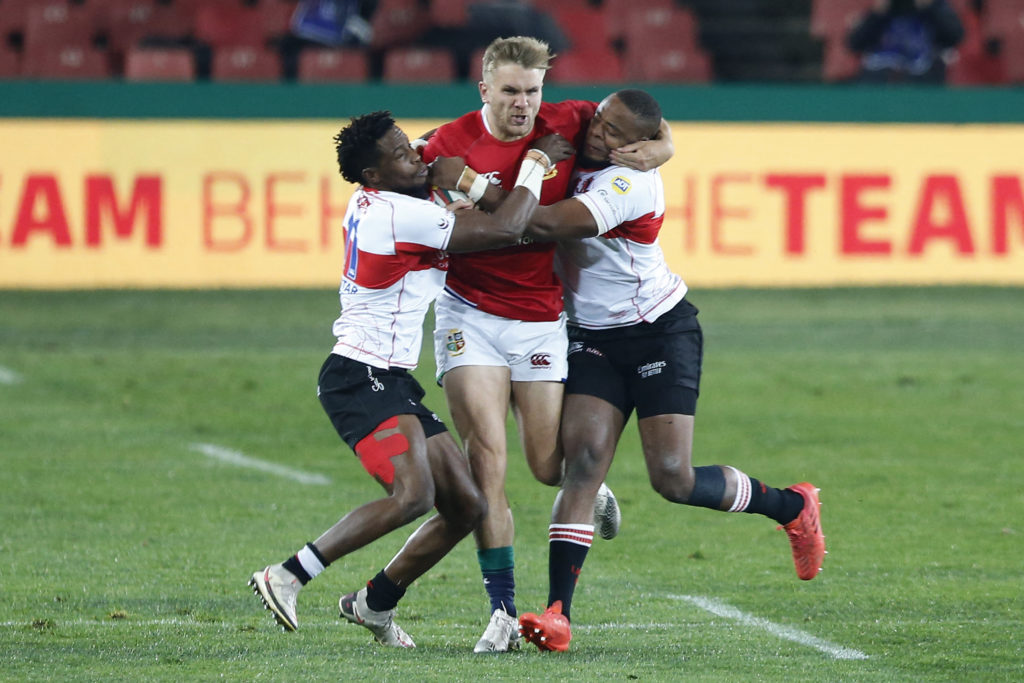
[1,287,1021,681]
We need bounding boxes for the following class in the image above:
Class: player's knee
[648,459,695,503]
[454,487,488,534]
[528,458,563,487]
[391,477,436,523]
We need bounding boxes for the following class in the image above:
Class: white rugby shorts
[432,291,568,383]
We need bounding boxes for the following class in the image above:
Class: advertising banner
[1,119,1022,288]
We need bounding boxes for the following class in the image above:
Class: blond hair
[481,36,553,81]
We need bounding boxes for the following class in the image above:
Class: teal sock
[477,546,516,617]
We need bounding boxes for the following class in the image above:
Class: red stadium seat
[1003,22,1024,82]
[0,45,21,78]
[297,48,369,82]
[547,49,624,83]
[195,4,266,48]
[0,0,37,43]
[24,1,98,53]
[621,5,699,51]
[258,0,299,41]
[810,0,874,40]
[429,0,473,29]
[624,45,711,83]
[370,0,430,49]
[981,0,1024,39]
[211,45,281,81]
[101,0,193,54]
[382,47,455,82]
[947,4,1010,85]
[467,46,486,82]
[22,45,110,79]
[553,7,611,54]
[124,47,196,81]
[821,36,862,82]
[603,0,674,42]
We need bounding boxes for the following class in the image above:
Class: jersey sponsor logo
[577,177,594,194]
[612,176,631,195]
[638,360,666,378]
[530,353,552,367]
[343,214,360,281]
[445,328,465,356]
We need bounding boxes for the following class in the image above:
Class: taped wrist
[457,166,489,203]
[514,149,550,200]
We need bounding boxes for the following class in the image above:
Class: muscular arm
[609,118,674,171]
[446,186,539,253]
[527,197,599,241]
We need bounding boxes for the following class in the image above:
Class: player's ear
[478,79,489,103]
[361,166,380,187]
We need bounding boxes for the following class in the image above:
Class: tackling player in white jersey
[498,89,827,652]
[248,110,573,647]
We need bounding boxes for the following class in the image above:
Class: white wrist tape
[457,167,489,203]
[514,152,548,200]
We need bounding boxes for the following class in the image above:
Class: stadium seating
[428,0,473,29]
[370,0,430,50]
[821,35,862,82]
[382,46,456,82]
[124,46,197,81]
[0,0,36,44]
[547,49,624,84]
[23,1,98,54]
[259,0,299,41]
[211,45,280,81]
[553,6,611,54]
[622,5,700,52]
[22,45,110,79]
[195,4,266,48]
[604,0,675,42]
[0,44,21,78]
[624,45,712,83]
[981,0,1024,40]
[297,48,369,83]
[101,0,193,55]
[810,0,874,40]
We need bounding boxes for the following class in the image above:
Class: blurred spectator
[847,0,964,83]
[291,0,374,46]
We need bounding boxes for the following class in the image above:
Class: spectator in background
[847,0,964,83]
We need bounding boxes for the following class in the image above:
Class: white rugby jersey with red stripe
[331,187,455,369]
[555,164,686,330]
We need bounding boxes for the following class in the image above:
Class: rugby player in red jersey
[421,36,675,653]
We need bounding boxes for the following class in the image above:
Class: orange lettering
[710,173,753,255]
[320,175,346,250]
[764,173,827,255]
[840,174,890,255]
[265,172,307,252]
[85,175,162,247]
[992,175,1024,255]
[11,174,72,247]
[203,172,252,252]
[907,175,973,255]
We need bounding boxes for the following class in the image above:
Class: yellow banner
[1,119,1022,288]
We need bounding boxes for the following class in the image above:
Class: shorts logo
[568,341,584,356]
[445,329,466,356]
[612,176,631,194]
[638,360,666,378]
[530,353,552,367]
[367,366,385,392]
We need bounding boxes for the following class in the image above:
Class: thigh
[441,364,512,480]
[511,379,564,485]
[565,334,632,418]
[626,326,703,419]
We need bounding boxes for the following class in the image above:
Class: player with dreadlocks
[249,111,573,647]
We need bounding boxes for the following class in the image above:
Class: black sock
[282,554,310,585]
[745,478,804,525]
[365,569,406,612]
[547,525,593,622]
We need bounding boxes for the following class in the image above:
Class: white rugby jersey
[331,187,454,369]
[556,165,686,329]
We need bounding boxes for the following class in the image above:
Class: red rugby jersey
[423,100,596,321]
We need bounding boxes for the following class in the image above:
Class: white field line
[0,365,23,385]
[190,443,330,486]
[670,594,869,661]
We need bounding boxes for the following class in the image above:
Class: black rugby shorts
[317,353,447,450]
[565,298,703,418]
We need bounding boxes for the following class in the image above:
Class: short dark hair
[334,110,395,185]
[613,89,662,140]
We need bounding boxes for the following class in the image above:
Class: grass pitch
[1,287,1022,681]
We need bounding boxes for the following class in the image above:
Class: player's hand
[531,133,575,165]
[445,198,474,211]
[429,156,468,190]
[610,141,661,171]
